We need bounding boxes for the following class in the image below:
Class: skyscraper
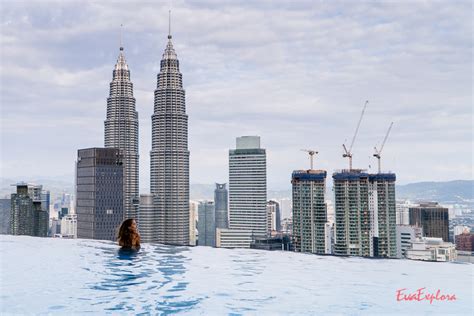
[409,202,449,242]
[10,183,48,237]
[150,27,190,245]
[104,43,139,220]
[224,136,267,248]
[137,194,156,243]
[292,170,327,254]
[197,201,216,247]
[267,200,282,232]
[214,183,228,229]
[76,148,124,241]
[333,170,397,257]
[368,173,397,257]
[333,170,371,256]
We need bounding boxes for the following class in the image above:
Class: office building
[137,194,156,243]
[10,183,49,237]
[396,225,423,258]
[150,27,190,246]
[226,136,267,248]
[405,237,456,262]
[104,42,139,220]
[61,214,77,238]
[409,202,449,242]
[292,170,327,254]
[197,201,216,247]
[455,232,474,251]
[267,200,281,232]
[216,228,253,248]
[0,199,11,234]
[214,183,228,229]
[76,148,124,241]
[189,201,198,246]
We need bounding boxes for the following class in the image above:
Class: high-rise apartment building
[214,183,228,229]
[266,200,282,233]
[104,44,139,220]
[226,136,267,248]
[368,173,397,257]
[197,201,216,247]
[150,29,190,246]
[333,170,371,256]
[292,170,327,254]
[76,148,124,241]
[409,202,449,242]
[333,170,397,257]
[10,183,49,237]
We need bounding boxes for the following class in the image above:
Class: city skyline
[1,1,472,190]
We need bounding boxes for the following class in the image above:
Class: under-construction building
[333,170,396,257]
[292,170,327,254]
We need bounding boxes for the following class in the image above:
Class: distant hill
[396,180,473,204]
[1,177,472,206]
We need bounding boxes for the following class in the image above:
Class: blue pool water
[0,235,471,315]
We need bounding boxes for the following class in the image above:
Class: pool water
[0,235,471,315]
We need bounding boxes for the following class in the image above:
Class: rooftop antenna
[301,149,319,170]
[343,100,368,170]
[373,122,394,173]
[168,10,172,39]
[119,24,124,51]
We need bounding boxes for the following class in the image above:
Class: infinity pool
[0,235,471,315]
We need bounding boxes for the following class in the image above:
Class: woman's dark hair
[117,218,140,249]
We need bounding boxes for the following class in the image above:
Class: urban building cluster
[1,21,472,264]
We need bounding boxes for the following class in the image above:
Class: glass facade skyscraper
[76,148,124,241]
[104,44,139,220]
[150,31,190,245]
[214,183,228,229]
[197,201,216,247]
[10,183,48,237]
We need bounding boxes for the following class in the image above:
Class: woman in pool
[117,219,141,250]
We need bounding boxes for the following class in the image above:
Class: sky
[0,0,472,191]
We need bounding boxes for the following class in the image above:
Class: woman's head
[117,219,140,249]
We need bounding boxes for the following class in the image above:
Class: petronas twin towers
[104,25,189,245]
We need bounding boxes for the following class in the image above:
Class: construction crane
[301,149,318,170]
[373,122,393,173]
[342,100,368,170]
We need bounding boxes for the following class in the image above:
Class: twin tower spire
[105,13,190,246]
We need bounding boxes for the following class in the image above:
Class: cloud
[0,0,472,190]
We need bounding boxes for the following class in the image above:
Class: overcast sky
[0,0,472,190]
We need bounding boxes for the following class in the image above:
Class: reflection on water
[1,236,471,315]
[85,243,202,313]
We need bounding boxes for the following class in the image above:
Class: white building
[216,228,253,248]
[396,200,415,225]
[324,222,334,254]
[60,214,77,238]
[224,136,266,248]
[189,201,198,246]
[396,225,423,258]
[406,237,456,262]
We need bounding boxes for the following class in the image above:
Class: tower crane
[301,149,318,170]
[343,100,368,170]
[373,122,393,173]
